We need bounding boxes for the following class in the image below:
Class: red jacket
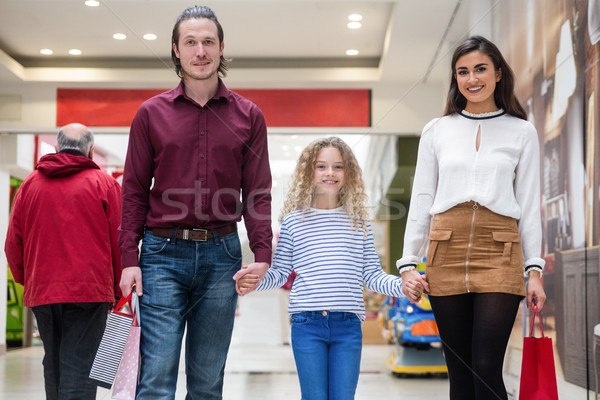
[4,152,123,307]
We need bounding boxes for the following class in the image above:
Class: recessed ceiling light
[143,33,157,41]
[346,49,359,56]
[69,49,82,55]
[347,21,362,29]
[84,0,100,7]
[40,49,53,55]
[348,14,363,22]
[113,33,127,40]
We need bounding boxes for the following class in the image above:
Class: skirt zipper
[465,202,479,292]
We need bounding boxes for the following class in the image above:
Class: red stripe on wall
[56,88,370,127]
[236,89,370,127]
[57,89,164,127]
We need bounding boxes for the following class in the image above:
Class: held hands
[119,266,143,298]
[401,269,430,303]
[233,262,269,296]
[526,271,546,310]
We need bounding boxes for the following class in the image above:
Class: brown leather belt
[147,224,237,242]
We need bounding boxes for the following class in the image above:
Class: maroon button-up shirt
[119,79,272,267]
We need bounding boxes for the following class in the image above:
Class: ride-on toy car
[378,264,448,377]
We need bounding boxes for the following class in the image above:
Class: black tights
[429,293,522,400]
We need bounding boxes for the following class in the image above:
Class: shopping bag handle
[131,292,140,327]
[112,292,133,317]
[529,303,545,338]
[111,292,141,327]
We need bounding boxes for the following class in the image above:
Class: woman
[397,36,546,400]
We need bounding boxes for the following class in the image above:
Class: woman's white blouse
[397,112,546,271]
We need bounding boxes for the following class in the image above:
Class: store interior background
[0,0,598,398]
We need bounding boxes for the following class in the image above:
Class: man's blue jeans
[136,230,241,399]
[291,311,363,400]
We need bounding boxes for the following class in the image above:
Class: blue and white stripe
[258,207,404,321]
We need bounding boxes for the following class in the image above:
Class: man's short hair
[56,127,94,155]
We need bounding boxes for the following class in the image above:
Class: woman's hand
[401,269,429,303]
[526,271,546,310]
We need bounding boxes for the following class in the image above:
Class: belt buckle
[189,228,208,241]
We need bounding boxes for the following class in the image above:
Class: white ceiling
[0,0,491,222]
[0,0,480,85]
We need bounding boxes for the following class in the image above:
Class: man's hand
[120,266,143,297]
[237,268,260,296]
[233,262,269,295]
[526,271,546,310]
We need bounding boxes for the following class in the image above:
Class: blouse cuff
[399,265,417,275]
[525,265,543,278]
[524,257,546,269]
[396,256,421,272]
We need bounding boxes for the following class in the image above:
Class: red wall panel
[57,88,370,127]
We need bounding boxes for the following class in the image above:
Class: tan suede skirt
[425,201,526,297]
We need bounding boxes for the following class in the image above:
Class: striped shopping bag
[89,293,135,388]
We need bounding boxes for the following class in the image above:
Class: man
[4,123,122,400]
[118,5,272,399]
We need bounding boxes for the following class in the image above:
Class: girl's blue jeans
[135,230,241,399]
[291,311,363,400]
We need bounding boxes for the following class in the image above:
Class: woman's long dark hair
[443,35,527,120]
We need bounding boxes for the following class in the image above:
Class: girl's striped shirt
[257,207,404,321]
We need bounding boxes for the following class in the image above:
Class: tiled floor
[0,290,593,399]
[0,290,449,399]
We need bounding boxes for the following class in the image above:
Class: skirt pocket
[427,229,453,267]
[491,231,521,267]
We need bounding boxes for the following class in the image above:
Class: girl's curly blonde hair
[281,136,369,231]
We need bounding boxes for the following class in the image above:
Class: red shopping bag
[519,304,559,400]
[111,292,141,400]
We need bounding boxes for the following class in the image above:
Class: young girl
[397,36,546,400]
[236,136,423,400]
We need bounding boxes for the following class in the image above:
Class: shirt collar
[172,78,231,104]
[58,148,88,157]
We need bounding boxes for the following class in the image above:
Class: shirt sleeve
[514,123,545,269]
[4,185,25,285]
[397,119,439,269]
[362,222,404,297]
[241,105,273,264]
[105,178,123,298]
[257,222,293,291]
[118,105,154,267]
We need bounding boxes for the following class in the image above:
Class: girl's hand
[404,280,424,303]
[234,263,261,296]
[526,271,546,310]
[401,269,427,303]
[401,269,429,303]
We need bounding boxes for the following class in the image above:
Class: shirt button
[322,311,327,316]
[200,154,205,159]
[200,131,205,136]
